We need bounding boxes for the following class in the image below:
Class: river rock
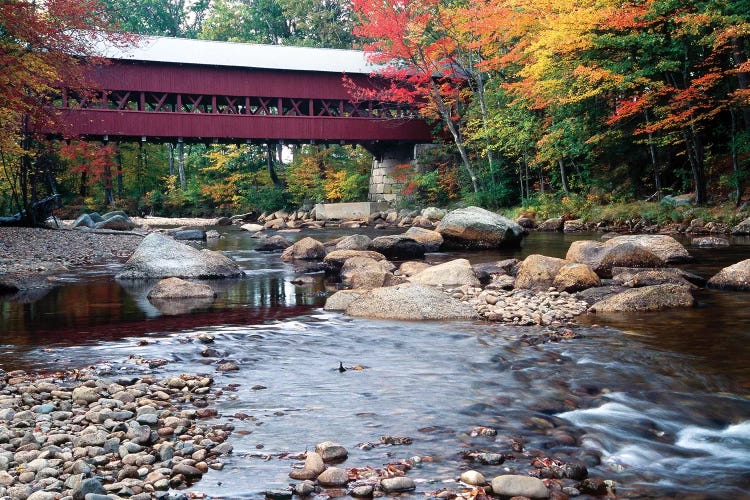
[335,234,372,251]
[369,235,425,259]
[314,442,348,462]
[341,257,401,289]
[589,284,694,312]
[421,207,447,220]
[241,223,264,232]
[94,214,135,231]
[409,258,480,287]
[491,475,549,499]
[256,235,293,251]
[380,477,416,492]
[604,234,691,263]
[618,269,697,289]
[317,467,348,486]
[294,480,316,496]
[563,219,585,232]
[324,290,364,311]
[398,261,432,277]
[707,259,750,290]
[517,217,536,229]
[280,237,326,261]
[173,229,206,241]
[147,277,216,299]
[537,217,564,232]
[323,250,386,273]
[460,470,486,486]
[436,206,524,249]
[116,233,243,279]
[567,240,663,277]
[731,217,750,235]
[404,227,444,252]
[553,263,600,292]
[345,284,479,320]
[691,236,730,247]
[515,254,568,290]
[304,452,326,475]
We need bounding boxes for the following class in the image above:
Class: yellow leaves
[324,170,348,202]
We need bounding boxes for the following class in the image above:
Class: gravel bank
[0,227,144,292]
[0,364,232,500]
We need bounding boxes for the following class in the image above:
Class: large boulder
[731,217,750,235]
[605,235,691,263]
[515,254,568,291]
[409,258,480,287]
[323,250,386,273]
[421,207,447,221]
[116,233,243,279]
[553,263,601,292]
[404,227,444,252]
[369,235,425,259]
[335,234,372,251]
[280,237,325,261]
[255,235,293,251]
[613,268,697,289]
[707,259,750,290]
[341,257,402,289]
[436,206,524,249]
[147,277,216,299]
[567,240,664,277]
[589,284,694,312]
[345,284,479,320]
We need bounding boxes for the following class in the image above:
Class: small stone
[289,469,319,481]
[350,485,374,497]
[460,470,486,486]
[491,475,549,499]
[294,480,316,497]
[266,489,293,500]
[380,477,416,493]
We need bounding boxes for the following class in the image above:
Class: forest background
[1,0,749,226]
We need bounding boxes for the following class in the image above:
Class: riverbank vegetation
[1,0,748,225]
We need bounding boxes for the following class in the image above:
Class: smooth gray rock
[314,441,348,462]
[590,284,694,312]
[94,214,135,231]
[436,206,524,249]
[409,258,479,287]
[380,477,416,493]
[404,227,443,252]
[317,467,349,486]
[173,229,206,241]
[345,284,479,320]
[369,235,425,260]
[335,234,372,251]
[116,233,242,279]
[491,475,549,498]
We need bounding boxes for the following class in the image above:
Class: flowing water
[1,228,749,499]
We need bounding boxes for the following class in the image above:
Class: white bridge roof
[98,35,380,74]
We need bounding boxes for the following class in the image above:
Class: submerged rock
[147,277,216,299]
[345,284,479,320]
[589,284,694,312]
[116,233,242,280]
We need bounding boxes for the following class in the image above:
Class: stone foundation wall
[368,146,414,202]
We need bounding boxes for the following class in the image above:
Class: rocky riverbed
[0,357,232,500]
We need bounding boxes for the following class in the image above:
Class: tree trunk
[645,111,661,199]
[683,128,707,205]
[115,144,123,199]
[266,143,284,189]
[168,143,175,176]
[79,171,88,198]
[558,158,570,195]
[177,141,186,190]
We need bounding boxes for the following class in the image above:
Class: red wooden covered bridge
[55,36,433,149]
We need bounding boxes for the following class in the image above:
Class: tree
[0,0,129,223]
[350,0,481,193]
[100,0,210,37]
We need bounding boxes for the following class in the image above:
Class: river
[1,228,749,499]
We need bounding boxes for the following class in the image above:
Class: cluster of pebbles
[0,368,232,500]
[281,439,613,500]
[446,285,590,327]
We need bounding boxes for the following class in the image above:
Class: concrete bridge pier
[368,144,415,202]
